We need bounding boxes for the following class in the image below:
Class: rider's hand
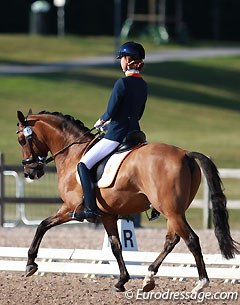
[94,119,105,130]
[100,120,110,132]
[94,119,110,132]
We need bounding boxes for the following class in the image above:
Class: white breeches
[80,138,120,170]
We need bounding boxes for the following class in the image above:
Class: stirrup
[73,209,100,223]
[149,208,160,221]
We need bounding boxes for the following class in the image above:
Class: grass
[1,59,239,167]
[0,35,116,63]
[0,34,188,64]
[0,35,239,228]
[1,34,239,64]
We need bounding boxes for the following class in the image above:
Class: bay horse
[16,110,239,293]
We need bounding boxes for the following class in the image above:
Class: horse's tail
[187,151,239,259]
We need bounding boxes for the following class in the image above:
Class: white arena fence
[0,247,239,282]
[0,153,240,228]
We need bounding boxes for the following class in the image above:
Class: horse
[16,109,239,293]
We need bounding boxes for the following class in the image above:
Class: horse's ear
[17,111,26,125]
[27,108,32,116]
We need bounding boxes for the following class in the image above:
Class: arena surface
[0,225,239,305]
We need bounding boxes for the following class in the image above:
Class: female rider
[75,41,148,223]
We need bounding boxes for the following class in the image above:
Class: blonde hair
[126,56,144,71]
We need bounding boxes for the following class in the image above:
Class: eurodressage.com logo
[125,289,239,303]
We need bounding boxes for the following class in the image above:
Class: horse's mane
[37,111,91,134]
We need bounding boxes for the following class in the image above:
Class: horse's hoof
[191,278,209,293]
[25,263,38,277]
[143,271,155,292]
[142,281,155,292]
[113,285,125,292]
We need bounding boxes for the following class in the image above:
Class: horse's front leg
[26,211,71,277]
[102,216,130,292]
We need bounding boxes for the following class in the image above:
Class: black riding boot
[74,162,100,223]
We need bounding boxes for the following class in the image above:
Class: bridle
[44,126,96,164]
[17,123,96,168]
[17,125,47,168]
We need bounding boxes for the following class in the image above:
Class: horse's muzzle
[24,165,45,180]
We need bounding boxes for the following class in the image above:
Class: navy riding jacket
[100,75,148,142]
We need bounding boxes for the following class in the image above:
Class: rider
[75,41,148,223]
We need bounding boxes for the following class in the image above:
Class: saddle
[87,131,147,183]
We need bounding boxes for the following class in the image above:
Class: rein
[18,125,97,166]
[45,127,96,164]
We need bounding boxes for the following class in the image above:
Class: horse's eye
[18,138,26,146]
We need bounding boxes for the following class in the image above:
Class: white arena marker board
[102,219,138,251]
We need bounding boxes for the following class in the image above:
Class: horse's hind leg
[143,221,180,292]
[102,216,130,292]
[26,211,71,277]
[173,216,209,292]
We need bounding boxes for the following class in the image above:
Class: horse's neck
[53,134,89,180]
[50,132,88,160]
[39,120,89,163]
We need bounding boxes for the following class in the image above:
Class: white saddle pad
[75,149,133,188]
[76,144,146,188]
[97,150,131,188]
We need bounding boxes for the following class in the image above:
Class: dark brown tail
[187,151,239,259]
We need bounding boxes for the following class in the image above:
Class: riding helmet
[117,41,145,59]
